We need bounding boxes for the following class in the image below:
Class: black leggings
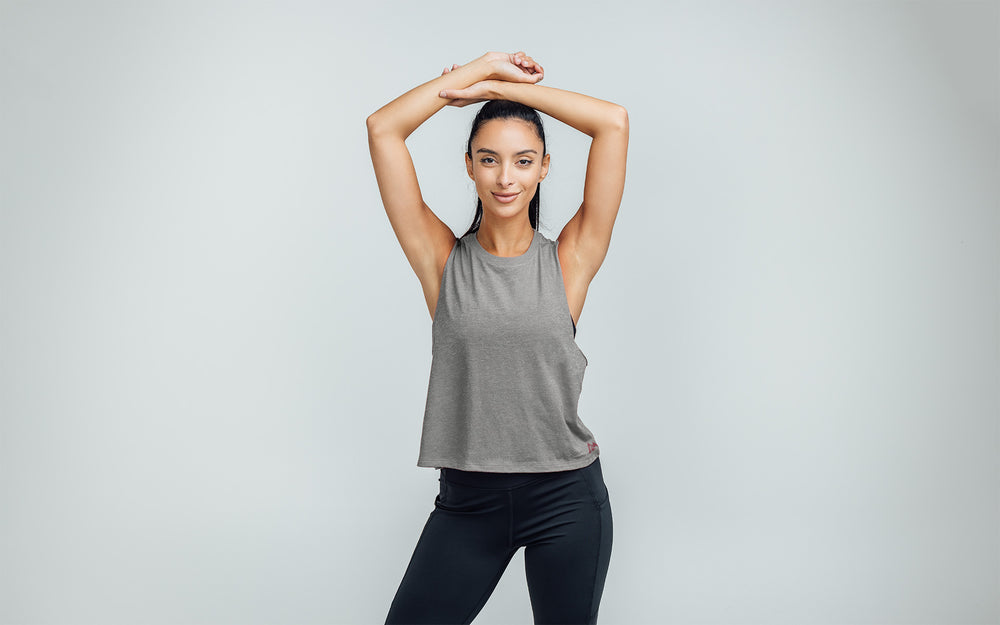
[385,457,613,624]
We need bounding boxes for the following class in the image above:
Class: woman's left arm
[441,79,628,277]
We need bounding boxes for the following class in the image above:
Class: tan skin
[367,51,628,328]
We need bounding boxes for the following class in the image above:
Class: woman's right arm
[365,52,543,319]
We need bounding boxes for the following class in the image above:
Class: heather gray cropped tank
[416,229,600,473]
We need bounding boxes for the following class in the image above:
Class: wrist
[493,80,513,100]
[465,56,495,81]
[492,80,528,102]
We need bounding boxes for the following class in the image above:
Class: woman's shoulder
[535,230,559,254]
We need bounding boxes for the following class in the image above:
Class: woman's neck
[475,221,535,257]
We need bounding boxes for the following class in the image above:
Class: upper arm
[367,120,457,310]
[558,106,629,282]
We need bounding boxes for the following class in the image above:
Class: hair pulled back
[462,100,547,237]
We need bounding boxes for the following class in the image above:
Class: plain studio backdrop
[1,1,997,624]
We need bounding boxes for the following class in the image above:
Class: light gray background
[1,1,997,623]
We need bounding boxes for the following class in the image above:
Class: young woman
[367,50,628,624]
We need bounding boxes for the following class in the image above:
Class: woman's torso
[426,231,589,329]
[416,229,597,472]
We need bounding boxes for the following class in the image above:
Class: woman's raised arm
[366,52,544,319]
[438,80,628,283]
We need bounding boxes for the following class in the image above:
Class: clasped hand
[438,51,543,107]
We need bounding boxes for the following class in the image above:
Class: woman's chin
[483,200,526,216]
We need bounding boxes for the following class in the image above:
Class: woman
[366,50,628,624]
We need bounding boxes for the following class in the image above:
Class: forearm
[367,58,491,140]
[493,82,628,138]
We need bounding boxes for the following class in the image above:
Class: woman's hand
[479,51,543,83]
[440,64,483,107]
[438,52,542,106]
[438,77,504,107]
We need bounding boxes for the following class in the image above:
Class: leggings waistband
[440,458,599,489]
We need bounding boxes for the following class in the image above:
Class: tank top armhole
[554,239,578,338]
[432,237,459,326]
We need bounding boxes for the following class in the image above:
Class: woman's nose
[497,165,513,186]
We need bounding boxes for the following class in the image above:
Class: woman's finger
[517,54,541,75]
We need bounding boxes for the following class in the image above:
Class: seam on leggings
[579,464,603,511]
[507,490,513,549]
[588,506,604,623]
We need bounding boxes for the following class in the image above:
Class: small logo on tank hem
[587,442,599,453]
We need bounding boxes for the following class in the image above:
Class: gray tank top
[416,228,600,472]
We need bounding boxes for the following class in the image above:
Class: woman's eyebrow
[475,148,538,155]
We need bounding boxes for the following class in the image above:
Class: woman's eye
[518,159,533,166]
[481,157,495,164]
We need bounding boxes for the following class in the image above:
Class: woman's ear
[465,153,475,180]
[539,153,551,182]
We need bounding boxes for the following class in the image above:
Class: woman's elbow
[612,105,629,134]
[366,113,383,136]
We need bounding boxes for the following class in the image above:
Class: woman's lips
[492,192,520,204]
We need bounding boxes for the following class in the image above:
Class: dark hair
[462,100,547,237]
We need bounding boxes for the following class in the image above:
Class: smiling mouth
[492,192,520,203]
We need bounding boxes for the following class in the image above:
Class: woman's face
[466,118,550,218]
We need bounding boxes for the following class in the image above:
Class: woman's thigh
[519,459,613,624]
[384,478,519,624]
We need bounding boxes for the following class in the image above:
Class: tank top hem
[417,450,599,473]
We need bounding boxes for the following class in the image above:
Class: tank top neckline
[469,229,540,266]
